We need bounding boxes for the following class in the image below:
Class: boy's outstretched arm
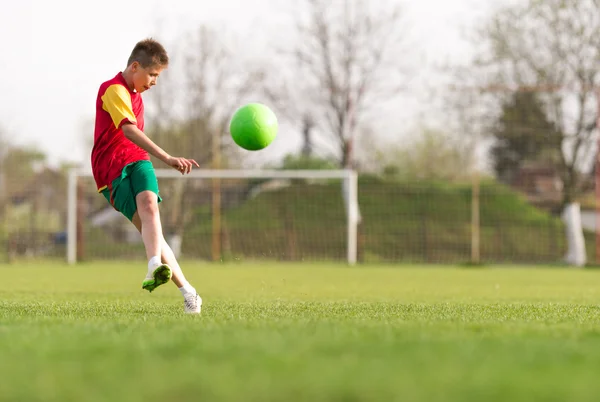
[122,123,199,174]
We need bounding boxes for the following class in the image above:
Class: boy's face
[131,62,165,93]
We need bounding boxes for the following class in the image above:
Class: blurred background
[1,0,599,266]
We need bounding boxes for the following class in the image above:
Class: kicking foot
[142,264,172,293]
[184,293,202,314]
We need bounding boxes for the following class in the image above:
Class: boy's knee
[136,191,159,217]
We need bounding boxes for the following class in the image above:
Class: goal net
[67,169,359,265]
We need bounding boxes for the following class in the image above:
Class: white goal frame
[67,168,359,265]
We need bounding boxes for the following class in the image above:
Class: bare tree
[474,0,600,207]
[264,78,318,159]
[277,0,408,168]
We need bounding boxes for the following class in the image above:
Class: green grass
[2,262,600,402]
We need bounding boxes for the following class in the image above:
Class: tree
[490,91,562,184]
[0,131,54,260]
[367,128,476,181]
[1,146,46,195]
[0,128,8,254]
[0,127,7,201]
[475,0,600,207]
[278,0,407,168]
[280,154,337,170]
[263,74,319,159]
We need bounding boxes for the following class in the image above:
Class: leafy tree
[475,0,600,206]
[490,91,562,184]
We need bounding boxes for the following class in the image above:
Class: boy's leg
[135,190,162,261]
[159,238,189,288]
[108,160,201,312]
[131,210,185,287]
[132,191,172,292]
[131,212,202,313]
[160,238,202,313]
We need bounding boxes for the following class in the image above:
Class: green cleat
[142,264,172,292]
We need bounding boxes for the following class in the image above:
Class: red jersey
[91,72,149,191]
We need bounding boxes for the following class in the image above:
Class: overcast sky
[0,0,514,167]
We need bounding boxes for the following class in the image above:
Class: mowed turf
[2,262,600,402]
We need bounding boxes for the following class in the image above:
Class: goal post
[67,168,359,265]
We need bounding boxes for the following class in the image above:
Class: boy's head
[125,38,169,93]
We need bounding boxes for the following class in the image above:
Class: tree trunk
[341,138,354,168]
[301,116,314,157]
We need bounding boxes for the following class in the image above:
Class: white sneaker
[184,293,202,314]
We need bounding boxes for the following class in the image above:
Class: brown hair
[127,38,169,68]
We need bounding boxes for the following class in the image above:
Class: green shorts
[100,160,162,221]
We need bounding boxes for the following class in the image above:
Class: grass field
[2,262,600,402]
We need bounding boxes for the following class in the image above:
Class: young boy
[91,38,202,314]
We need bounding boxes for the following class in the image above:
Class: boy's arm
[122,123,199,174]
[122,123,169,162]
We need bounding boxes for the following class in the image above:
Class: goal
[67,168,359,265]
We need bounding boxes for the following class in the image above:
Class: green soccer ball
[229,103,278,151]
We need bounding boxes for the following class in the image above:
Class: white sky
[0,0,511,167]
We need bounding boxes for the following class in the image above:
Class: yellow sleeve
[101,84,137,128]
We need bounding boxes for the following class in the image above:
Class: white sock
[148,255,162,270]
[179,283,196,297]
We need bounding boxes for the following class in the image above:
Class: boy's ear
[131,61,140,71]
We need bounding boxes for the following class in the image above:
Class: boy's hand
[167,156,200,175]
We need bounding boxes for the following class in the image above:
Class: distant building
[511,162,562,208]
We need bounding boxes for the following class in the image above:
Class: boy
[91,38,202,314]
